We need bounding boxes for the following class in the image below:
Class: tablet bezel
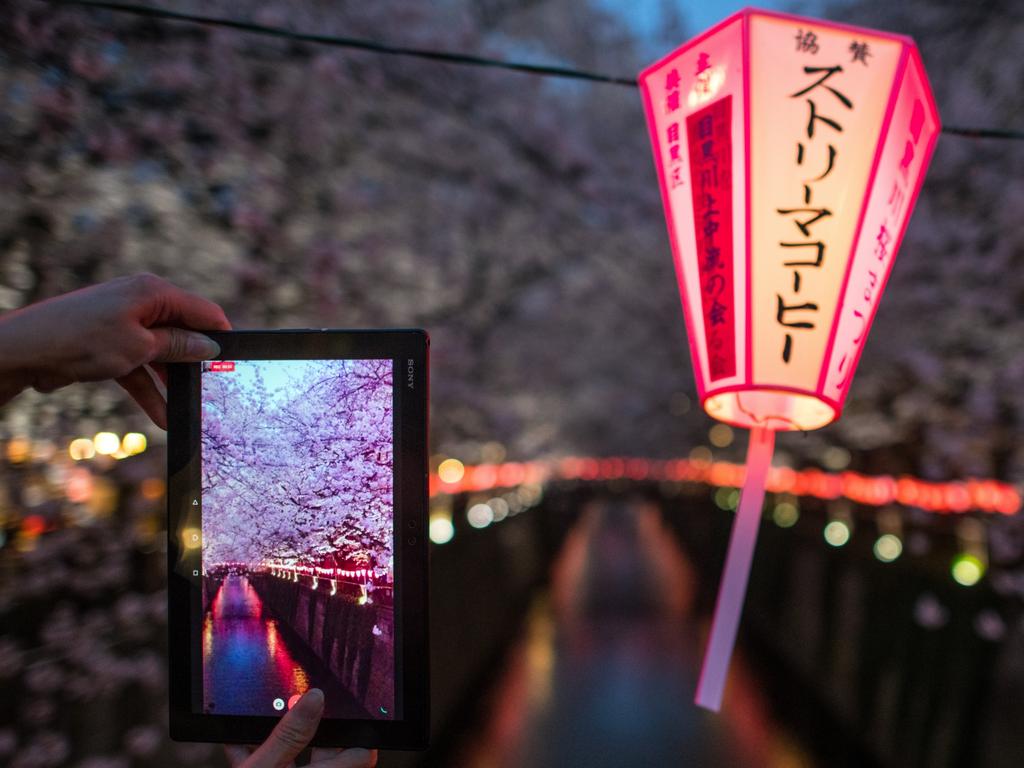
[167,330,429,749]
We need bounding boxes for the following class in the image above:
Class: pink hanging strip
[695,426,775,711]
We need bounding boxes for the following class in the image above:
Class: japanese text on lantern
[664,68,684,189]
[831,89,929,392]
[775,53,853,364]
[687,97,736,380]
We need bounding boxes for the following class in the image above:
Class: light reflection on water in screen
[202,575,312,715]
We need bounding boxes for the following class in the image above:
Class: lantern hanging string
[695,426,775,712]
[41,0,1024,141]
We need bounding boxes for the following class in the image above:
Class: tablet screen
[197,359,397,720]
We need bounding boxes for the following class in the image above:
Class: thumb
[149,327,221,362]
[244,689,325,768]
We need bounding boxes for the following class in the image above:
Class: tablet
[167,330,429,749]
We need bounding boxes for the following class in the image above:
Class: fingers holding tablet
[131,274,233,334]
[117,324,223,431]
[256,688,324,765]
[0,274,230,420]
[149,326,223,363]
[115,365,170,429]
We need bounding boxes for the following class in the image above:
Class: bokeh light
[64,468,94,504]
[873,534,902,563]
[68,438,96,461]
[182,527,202,550]
[480,442,507,463]
[93,432,121,456]
[772,501,799,528]
[689,446,713,466]
[438,458,465,484]
[713,487,739,511]
[709,424,734,448]
[951,554,984,587]
[122,433,148,455]
[824,520,851,547]
[467,503,494,529]
[517,484,543,507]
[6,437,30,464]
[429,515,455,545]
[140,477,165,500]
[670,392,692,415]
[822,446,852,470]
[488,497,510,522]
[21,515,46,537]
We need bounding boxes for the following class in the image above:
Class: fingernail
[187,333,221,359]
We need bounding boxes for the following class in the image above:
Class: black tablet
[167,330,429,749]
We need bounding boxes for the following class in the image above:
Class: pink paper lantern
[639,7,940,431]
[638,8,940,711]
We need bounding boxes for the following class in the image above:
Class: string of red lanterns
[430,456,1021,515]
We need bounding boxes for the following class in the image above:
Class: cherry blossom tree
[1,0,1023,485]
[201,360,393,567]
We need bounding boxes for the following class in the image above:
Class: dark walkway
[453,500,815,767]
[202,574,366,718]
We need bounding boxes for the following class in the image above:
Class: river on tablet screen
[202,574,368,718]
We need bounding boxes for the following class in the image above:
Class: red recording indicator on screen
[208,361,235,372]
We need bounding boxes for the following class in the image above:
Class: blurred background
[1,0,1023,765]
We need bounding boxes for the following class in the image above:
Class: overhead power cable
[39,0,1024,141]
[44,0,638,87]
[939,125,1024,140]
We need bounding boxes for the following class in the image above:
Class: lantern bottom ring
[703,387,838,432]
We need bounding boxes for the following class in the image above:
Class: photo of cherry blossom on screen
[199,359,395,720]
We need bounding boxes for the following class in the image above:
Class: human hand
[0,273,230,428]
[225,689,378,768]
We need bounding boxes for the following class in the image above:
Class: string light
[428,457,1020,515]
